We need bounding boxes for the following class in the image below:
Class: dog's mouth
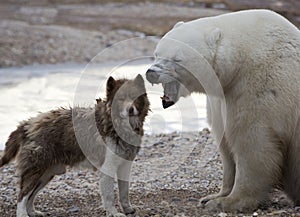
[161,81,179,109]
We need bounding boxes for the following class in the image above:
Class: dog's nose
[128,106,134,116]
[146,69,160,83]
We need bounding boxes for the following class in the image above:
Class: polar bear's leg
[200,138,235,205]
[205,125,282,212]
[284,121,300,205]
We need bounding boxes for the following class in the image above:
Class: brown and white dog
[0,74,150,217]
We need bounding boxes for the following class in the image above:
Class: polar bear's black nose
[146,69,160,83]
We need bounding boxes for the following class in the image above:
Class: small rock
[188,197,198,202]
[161,200,169,206]
[172,197,181,202]
[218,212,227,217]
[252,211,258,216]
[69,206,80,213]
[66,198,73,204]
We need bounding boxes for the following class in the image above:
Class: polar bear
[146,9,300,212]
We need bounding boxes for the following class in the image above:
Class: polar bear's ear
[173,21,184,29]
[207,28,222,49]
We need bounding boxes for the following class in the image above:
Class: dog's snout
[146,69,160,83]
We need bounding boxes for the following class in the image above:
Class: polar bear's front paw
[199,193,222,207]
[204,196,258,213]
[204,198,223,212]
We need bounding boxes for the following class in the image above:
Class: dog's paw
[17,214,29,217]
[123,206,136,215]
[28,210,46,217]
[108,213,126,217]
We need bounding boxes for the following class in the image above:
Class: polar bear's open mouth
[160,95,174,109]
[161,81,179,109]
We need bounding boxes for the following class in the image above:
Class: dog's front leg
[100,147,126,217]
[100,172,126,217]
[117,162,135,214]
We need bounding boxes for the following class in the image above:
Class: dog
[0,74,150,217]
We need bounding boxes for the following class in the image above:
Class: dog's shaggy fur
[0,74,150,217]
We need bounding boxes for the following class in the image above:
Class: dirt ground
[0,1,227,67]
[1,0,299,67]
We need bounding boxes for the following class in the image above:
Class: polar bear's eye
[173,58,182,63]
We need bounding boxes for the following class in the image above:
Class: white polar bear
[146,9,300,212]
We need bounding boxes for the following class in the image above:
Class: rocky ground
[0,129,299,216]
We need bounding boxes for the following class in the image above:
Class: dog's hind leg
[17,169,43,217]
[26,164,66,217]
[17,164,66,217]
[17,193,30,217]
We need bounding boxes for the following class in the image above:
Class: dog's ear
[134,74,144,82]
[96,98,102,104]
[134,74,146,91]
[106,76,116,97]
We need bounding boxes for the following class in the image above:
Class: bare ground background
[0,0,299,67]
[0,0,300,216]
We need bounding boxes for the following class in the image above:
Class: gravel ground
[0,129,299,216]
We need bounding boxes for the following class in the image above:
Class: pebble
[161,201,169,207]
[218,212,227,217]
[69,207,80,213]
[188,197,198,202]
[171,197,181,202]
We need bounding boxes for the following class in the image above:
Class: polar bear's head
[146,21,223,108]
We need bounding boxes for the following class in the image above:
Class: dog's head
[104,74,150,124]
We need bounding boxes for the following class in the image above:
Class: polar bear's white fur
[146,10,300,212]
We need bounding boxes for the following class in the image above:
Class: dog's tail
[0,123,26,167]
